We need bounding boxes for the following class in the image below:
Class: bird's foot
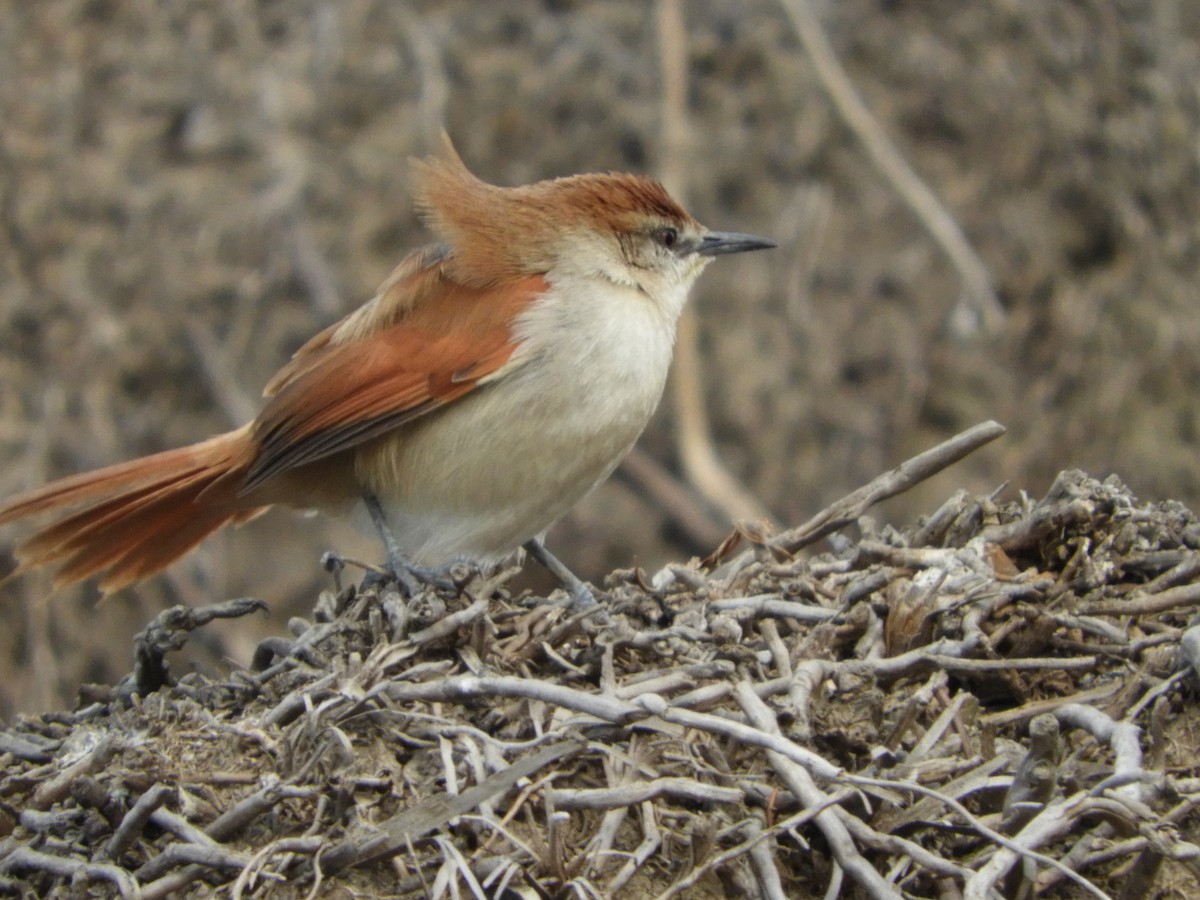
[522,538,603,614]
[358,491,456,595]
[324,552,456,596]
[389,558,458,595]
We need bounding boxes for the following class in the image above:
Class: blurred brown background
[0,0,1197,715]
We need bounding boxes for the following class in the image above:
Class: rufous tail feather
[0,429,264,593]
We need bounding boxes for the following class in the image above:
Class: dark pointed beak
[695,231,778,257]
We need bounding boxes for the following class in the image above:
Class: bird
[0,139,775,604]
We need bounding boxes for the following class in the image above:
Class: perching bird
[0,139,775,602]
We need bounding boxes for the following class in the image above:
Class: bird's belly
[351,367,661,566]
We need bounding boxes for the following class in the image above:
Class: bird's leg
[362,492,452,594]
[522,537,597,609]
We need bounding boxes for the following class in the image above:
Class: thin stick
[656,0,773,526]
[776,0,1003,333]
[770,421,1006,554]
[847,775,1110,899]
[736,684,902,899]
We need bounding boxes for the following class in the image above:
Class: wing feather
[240,263,546,494]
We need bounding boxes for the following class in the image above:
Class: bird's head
[411,138,774,315]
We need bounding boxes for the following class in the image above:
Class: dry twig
[1,465,1197,897]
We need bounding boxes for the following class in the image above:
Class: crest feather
[409,134,697,286]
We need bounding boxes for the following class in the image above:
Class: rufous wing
[239,261,548,494]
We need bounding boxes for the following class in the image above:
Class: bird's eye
[653,226,679,249]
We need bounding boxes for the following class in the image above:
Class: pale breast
[353,275,681,565]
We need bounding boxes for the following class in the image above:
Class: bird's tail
[0,428,264,593]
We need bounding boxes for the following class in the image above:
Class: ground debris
[3,465,1200,898]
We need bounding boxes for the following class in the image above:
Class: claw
[522,538,600,612]
[361,492,462,595]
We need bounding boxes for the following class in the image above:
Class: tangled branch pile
[2,429,1200,898]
